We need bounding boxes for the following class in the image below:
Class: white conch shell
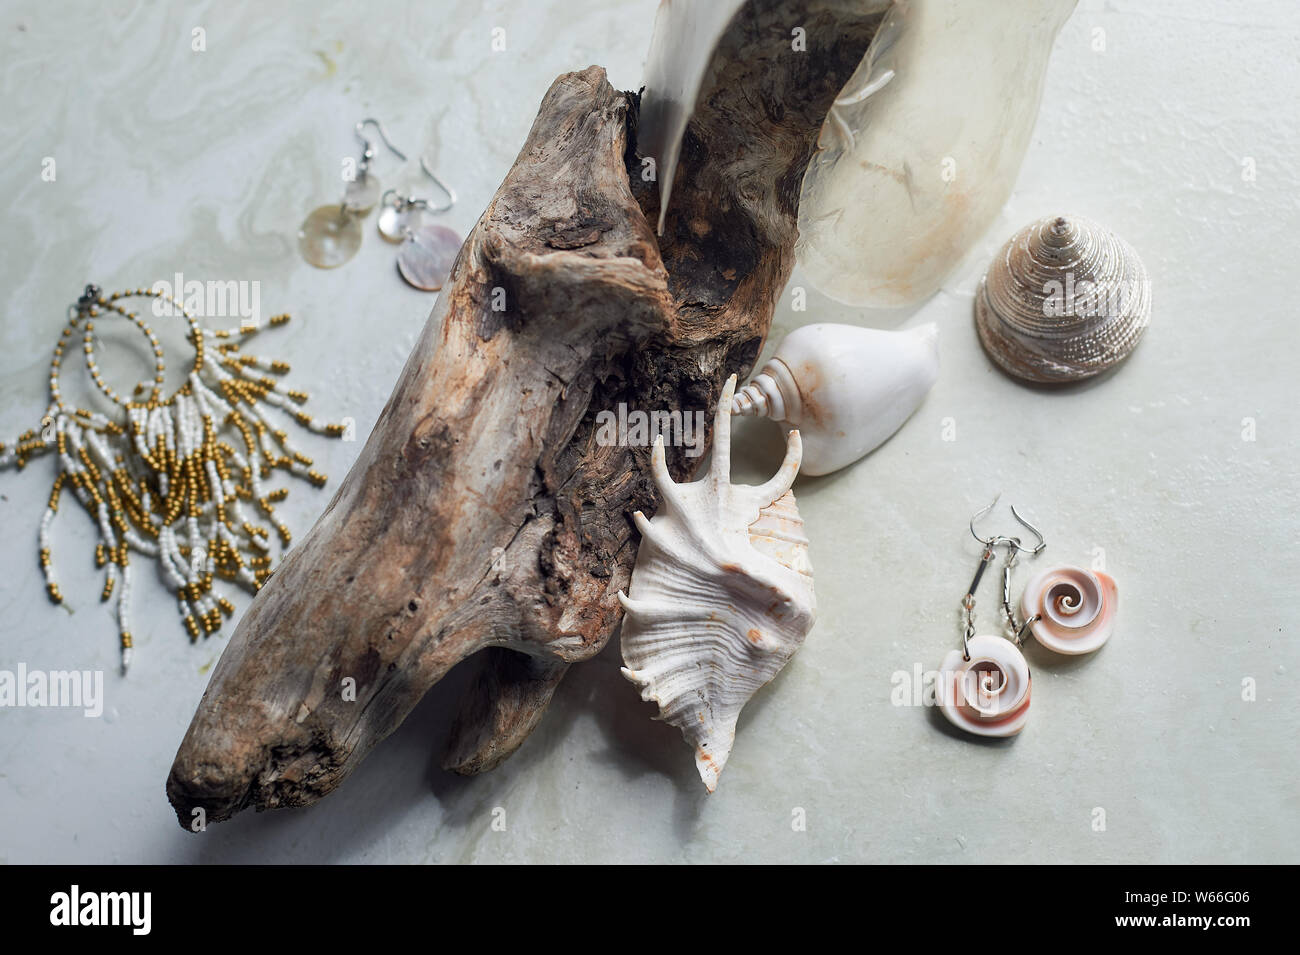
[798,0,1078,306]
[975,215,1151,383]
[620,375,815,792]
[731,323,938,476]
[936,635,1032,738]
[1020,565,1118,655]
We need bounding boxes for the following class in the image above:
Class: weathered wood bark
[167,0,884,826]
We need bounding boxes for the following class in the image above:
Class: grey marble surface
[0,0,1296,863]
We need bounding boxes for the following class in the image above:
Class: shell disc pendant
[342,171,381,214]
[377,191,427,243]
[298,204,364,269]
[396,224,461,291]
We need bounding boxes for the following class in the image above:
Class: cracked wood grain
[167,0,884,826]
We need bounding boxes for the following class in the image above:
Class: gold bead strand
[38,472,65,603]
[2,285,345,670]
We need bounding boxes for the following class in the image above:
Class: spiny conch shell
[975,215,1152,384]
[619,375,815,792]
[797,0,1078,306]
[1020,566,1118,655]
[937,635,1032,738]
[731,323,938,476]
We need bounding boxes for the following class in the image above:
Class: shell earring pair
[935,498,1119,738]
[298,119,460,289]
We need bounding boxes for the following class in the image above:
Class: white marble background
[0,0,1296,863]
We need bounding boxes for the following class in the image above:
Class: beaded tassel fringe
[0,285,343,673]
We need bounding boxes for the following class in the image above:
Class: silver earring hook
[379,158,457,215]
[1008,504,1046,556]
[962,497,1046,656]
[969,494,1020,552]
[970,494,1046,556]
[354,118,408,164]
[417,156,456,213]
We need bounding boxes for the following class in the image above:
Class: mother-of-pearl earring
[375,157,461,292]
[298,118,406,269]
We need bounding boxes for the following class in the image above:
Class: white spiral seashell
[936,635,1032,738]
[620,375,815,792]
[731,323,939,476]
[975,215,1151,383]
[1020,565,1118,655]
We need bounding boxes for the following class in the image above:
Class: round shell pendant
[341,173,380,215]
[937,635,1031,738]
[298,205,363,269]
[377,203,424,243]
[396,225,461,291]
[1020,565,1118,655]
[975,214,1151,383]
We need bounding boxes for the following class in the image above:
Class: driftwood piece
[167,0,884,826]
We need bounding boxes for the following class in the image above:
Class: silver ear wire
[1009,504,1046,555]
[969,493,1000,542]
[964,496,1048,651]
[970,494,1046,556]
[354,118,408,165]
[970,493,1020,551]
[378,158,457,216]
[416,156,456,212]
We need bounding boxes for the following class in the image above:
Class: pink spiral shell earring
[935,497,1118,739]
[1019,565,1119,655]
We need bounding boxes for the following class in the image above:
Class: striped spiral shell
[975,215,1151,383]
[1021,565,1118,655]
[936,635,1032,738]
